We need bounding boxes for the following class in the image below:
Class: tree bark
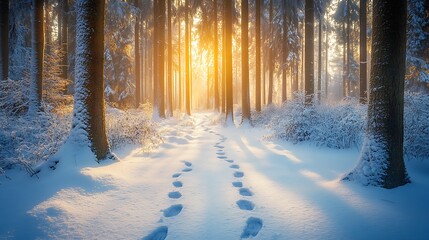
[134,0,141,107]
[267,0,274,105]
[224,0,233,124]
[255,0,261,111]
[346,0,351,96]
[0,0,9,80]
[29,0,45,113]
[282,1,288,103]
[214,0,220,111]
[61,0,68,80]
[359,0,367,103]
[167,0,173,116]
[154,0,165,118]
[304,0,314,104]
[73,0,111,160]
[345,0,409,188]
[241,0,251,122]
[185,0,191,115]
[318,16,322,102]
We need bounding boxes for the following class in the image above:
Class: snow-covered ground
[1,112,428,239]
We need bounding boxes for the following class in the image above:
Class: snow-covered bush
[106,105,162,151]
[255,93,428,160]
[260,95,365,149]
[0,109,71,175]
[404,93,429,160]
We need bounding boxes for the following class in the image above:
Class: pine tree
[305,0,314,104]
[135,0,141,107]
[0,0,9,81]
[344,0,409,189]
[359,0,367,103]
[255,0,262,111]
[72,0,112,160]
[29,0,44,113]
[224,0,233,124]
[241,0,251,123]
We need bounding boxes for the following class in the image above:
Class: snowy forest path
[2,112,428,239]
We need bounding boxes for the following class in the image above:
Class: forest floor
[1,112,429,240]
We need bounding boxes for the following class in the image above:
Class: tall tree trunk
[224,0,233,124]
[318,16,322,102]
[61,0,68,80]
[359,0,367,103]
[241,0,251,123]
[325,13,329,99]
[345,0,408,188]
[221,2,226,114]
[29,0,45,113]
[214,0,220,111]
[44,0,50,54]
[255,0,261,111]
[0,0,9,80]
[72,0,111,160]
[154,0,165,118]
[167,0,173,116]
[342,20,346,97]
[185,0,191,115]
[134,0,141,107]
[304,0,314,104]
[282,1,288,103]
[346,0,351,96]
[178,2,182,111]
[267,0,273,105]
[153,0,158,112]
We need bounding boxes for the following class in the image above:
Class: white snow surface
[1,112,428,240]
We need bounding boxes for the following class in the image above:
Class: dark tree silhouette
[0,0,9,81]
[72,0,112,160]
[344,0,409,189]
[305,0,314,104]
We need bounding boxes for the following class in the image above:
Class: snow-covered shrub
[0,78,29,115]
[255,93,428,160]
[404,93,429,160]
[0,109,71,175]
[106,106,162,151]
[264,96,364,149]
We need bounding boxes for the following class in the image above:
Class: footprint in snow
[239,188,253,197]
[143,226,168,240]
[182,168,192,172]
[232,181,243,188]
[241,217,263,238]
[230,164,240,169]
[163,204,183,217]
[216,152,226,156]
[172,173,181,178]
[217,156,227,159]
[168,191,182,199]
[225,159,234,163]
[182,161,192,167]
[236,200,255,211]
[214,145,224,149]
[234,171,244,178]
[172,181,183,188]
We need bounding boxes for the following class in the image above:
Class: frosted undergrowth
[253,93,429,161]
[0,103,161,176]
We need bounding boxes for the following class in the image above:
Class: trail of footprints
[212,128,263,239]
[143,161,193,240]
